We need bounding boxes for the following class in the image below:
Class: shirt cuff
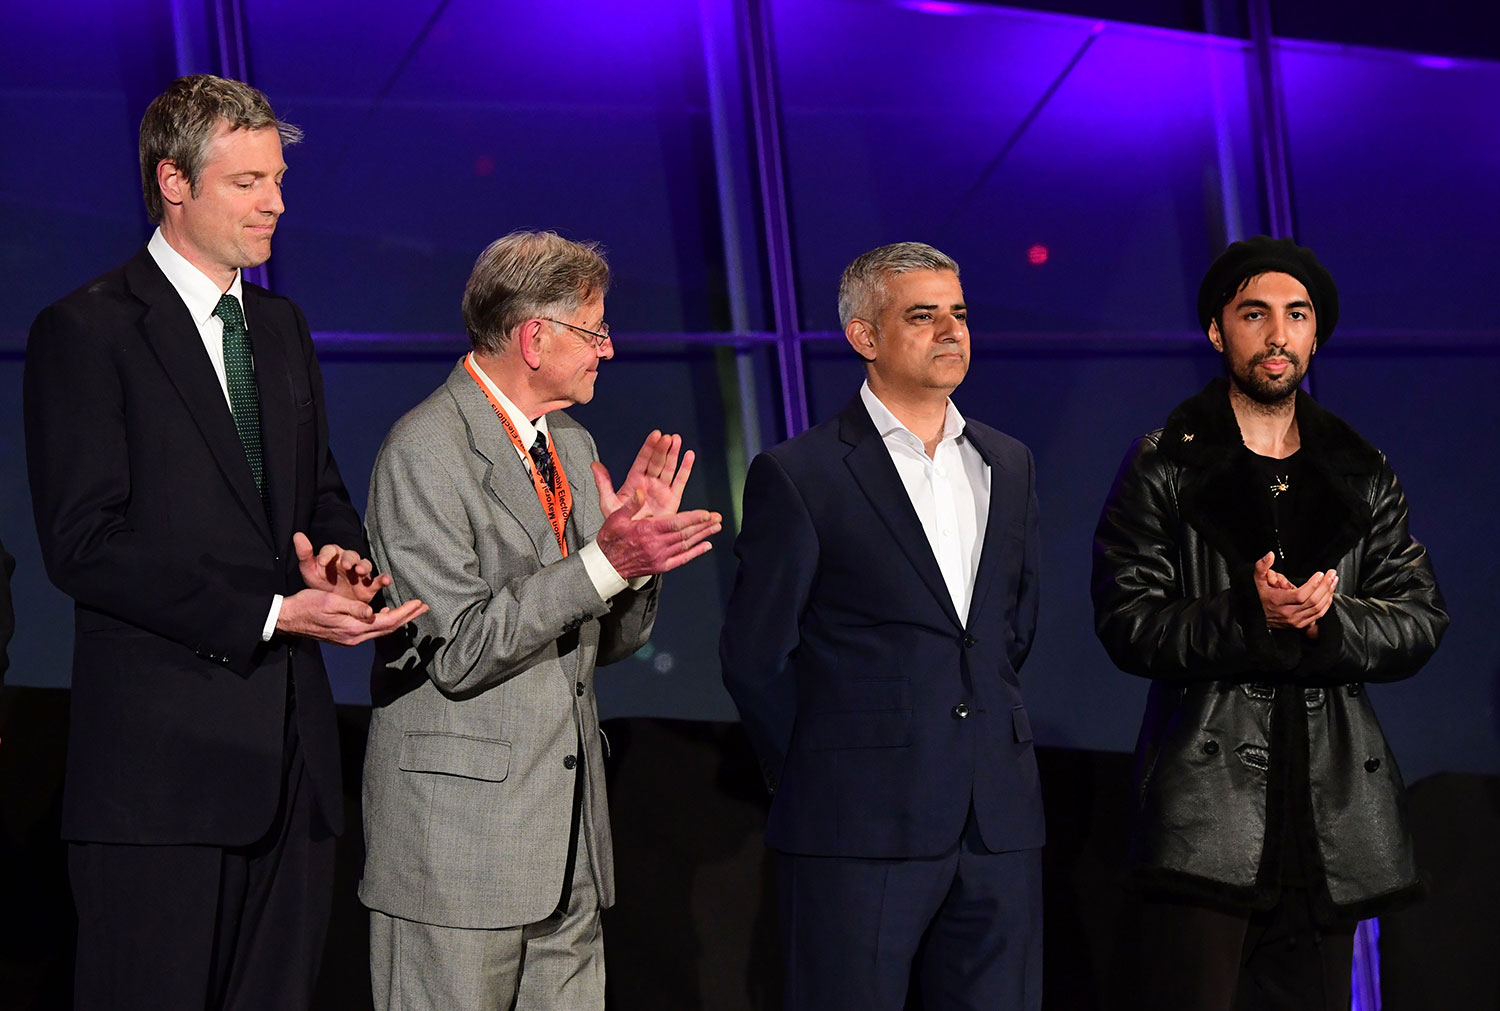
[579,540,629,601]
[263,594,283,642]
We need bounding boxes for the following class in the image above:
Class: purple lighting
[1416,55,1456,69]
[897,0,974,15]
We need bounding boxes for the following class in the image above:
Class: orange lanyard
[464,355,572,557]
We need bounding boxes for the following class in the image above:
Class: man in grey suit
[360,230,722,1009]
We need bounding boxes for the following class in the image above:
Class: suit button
[952,703,970,720]
[576,682,585,697]
[962,634,977,648]
[1365,757,1381,773]
[563,754,578,770]
[1348,684,1364,697]
[1202,740,1220,756]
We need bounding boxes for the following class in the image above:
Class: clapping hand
[294,531,389,603]
[1254,551,1337,640]
[276,532,429,645]
[591,430,694,520]
[589,430,721,580]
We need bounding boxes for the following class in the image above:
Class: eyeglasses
[543,317,612,350]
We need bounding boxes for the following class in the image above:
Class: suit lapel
[551,421,592,551]
[839,398,962,629]
[446,363,562,565]
[962,424,1012,622]
[126,251,272,547]
[550,421,592,683]
[244,285,295,548]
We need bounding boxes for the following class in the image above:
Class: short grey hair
[462,230,611,354]
[838,242,960,329]
[139,74,302,223]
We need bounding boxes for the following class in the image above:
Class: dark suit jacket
[24,247,364,846]
[720,396,1045,858]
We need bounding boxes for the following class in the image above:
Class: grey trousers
[369,837,603,1011]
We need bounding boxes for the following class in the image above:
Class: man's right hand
[1254,551,1336,635]
[594,489,722,581]
[276,589,429,646]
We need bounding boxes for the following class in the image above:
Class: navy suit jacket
[721,395,1045,858]
[24,247,364,846]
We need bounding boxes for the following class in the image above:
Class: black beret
[1197,235,1339,347]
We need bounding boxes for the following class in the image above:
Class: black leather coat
[1092,379,1447,918]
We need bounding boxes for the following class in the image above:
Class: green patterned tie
[212,293,269,516]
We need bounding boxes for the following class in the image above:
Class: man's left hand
[294,531,391,604]
[592,429,695,519]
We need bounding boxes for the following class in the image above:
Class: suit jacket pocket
[1012,705,1034,744]
[804,710,912,751]
[398,732,511,782]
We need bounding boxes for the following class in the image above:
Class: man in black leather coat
[1092,236,1447,1011]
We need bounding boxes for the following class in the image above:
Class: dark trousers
[69,703,336,1011]
[1133,891,1355,1011]
[777,811,1043,1011]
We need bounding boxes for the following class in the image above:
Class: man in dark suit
[24,74,425,1011]
[720,242,1044,1010]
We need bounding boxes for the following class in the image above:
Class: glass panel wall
[772,0,1264,335]
[244,0,748,333]
[1277,40,1500,334]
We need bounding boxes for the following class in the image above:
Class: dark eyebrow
[1235,297,1312,312]
[903,303,969,313]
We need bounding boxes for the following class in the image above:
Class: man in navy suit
[24,75,424,1010]
[721,242,1044,1010]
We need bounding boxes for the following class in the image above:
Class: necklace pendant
[1269,476,1290,498]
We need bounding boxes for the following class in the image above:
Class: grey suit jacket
[359,360,658,929]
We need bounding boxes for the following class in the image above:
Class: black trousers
[1131,890,1355,1011]
[777,808,1043,1011]
[69,699,336,1011]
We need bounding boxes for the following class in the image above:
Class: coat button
[1202,740,1220,756]
[563,754,578,770]
[952,703,971,720]
[576,681,585,697]
[962,634,977,648]
[1365,757,1381,773]
[1348,684,1364,697]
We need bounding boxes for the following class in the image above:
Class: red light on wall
[474,155,496,177]
[1027,243,1049,266]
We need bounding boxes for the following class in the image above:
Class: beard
[1227,347,1307,405]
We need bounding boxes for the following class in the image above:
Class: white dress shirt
[860,381,990,622]
[147,229,284,641]
[466,353,641,602]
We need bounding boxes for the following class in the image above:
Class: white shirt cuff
[579,540,634,601]
[263,594,283,642]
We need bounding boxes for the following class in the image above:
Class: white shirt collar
[859,380,967,449]
[147,227,244,327]
[465,352,551,452]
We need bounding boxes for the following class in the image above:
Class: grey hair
[837,242,960,329]
[462,230,611,354]
[139,74,302,223]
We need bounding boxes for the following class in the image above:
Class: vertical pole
[1245,0,1295,239]
[205,0,272,290]
[741,0,809,438]
[1351,918,1382,1011]
[700,0,764,524]
[1245,0,1311,397]
[1201,0,1246,247]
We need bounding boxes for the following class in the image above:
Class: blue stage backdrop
[1,0,1496,784]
